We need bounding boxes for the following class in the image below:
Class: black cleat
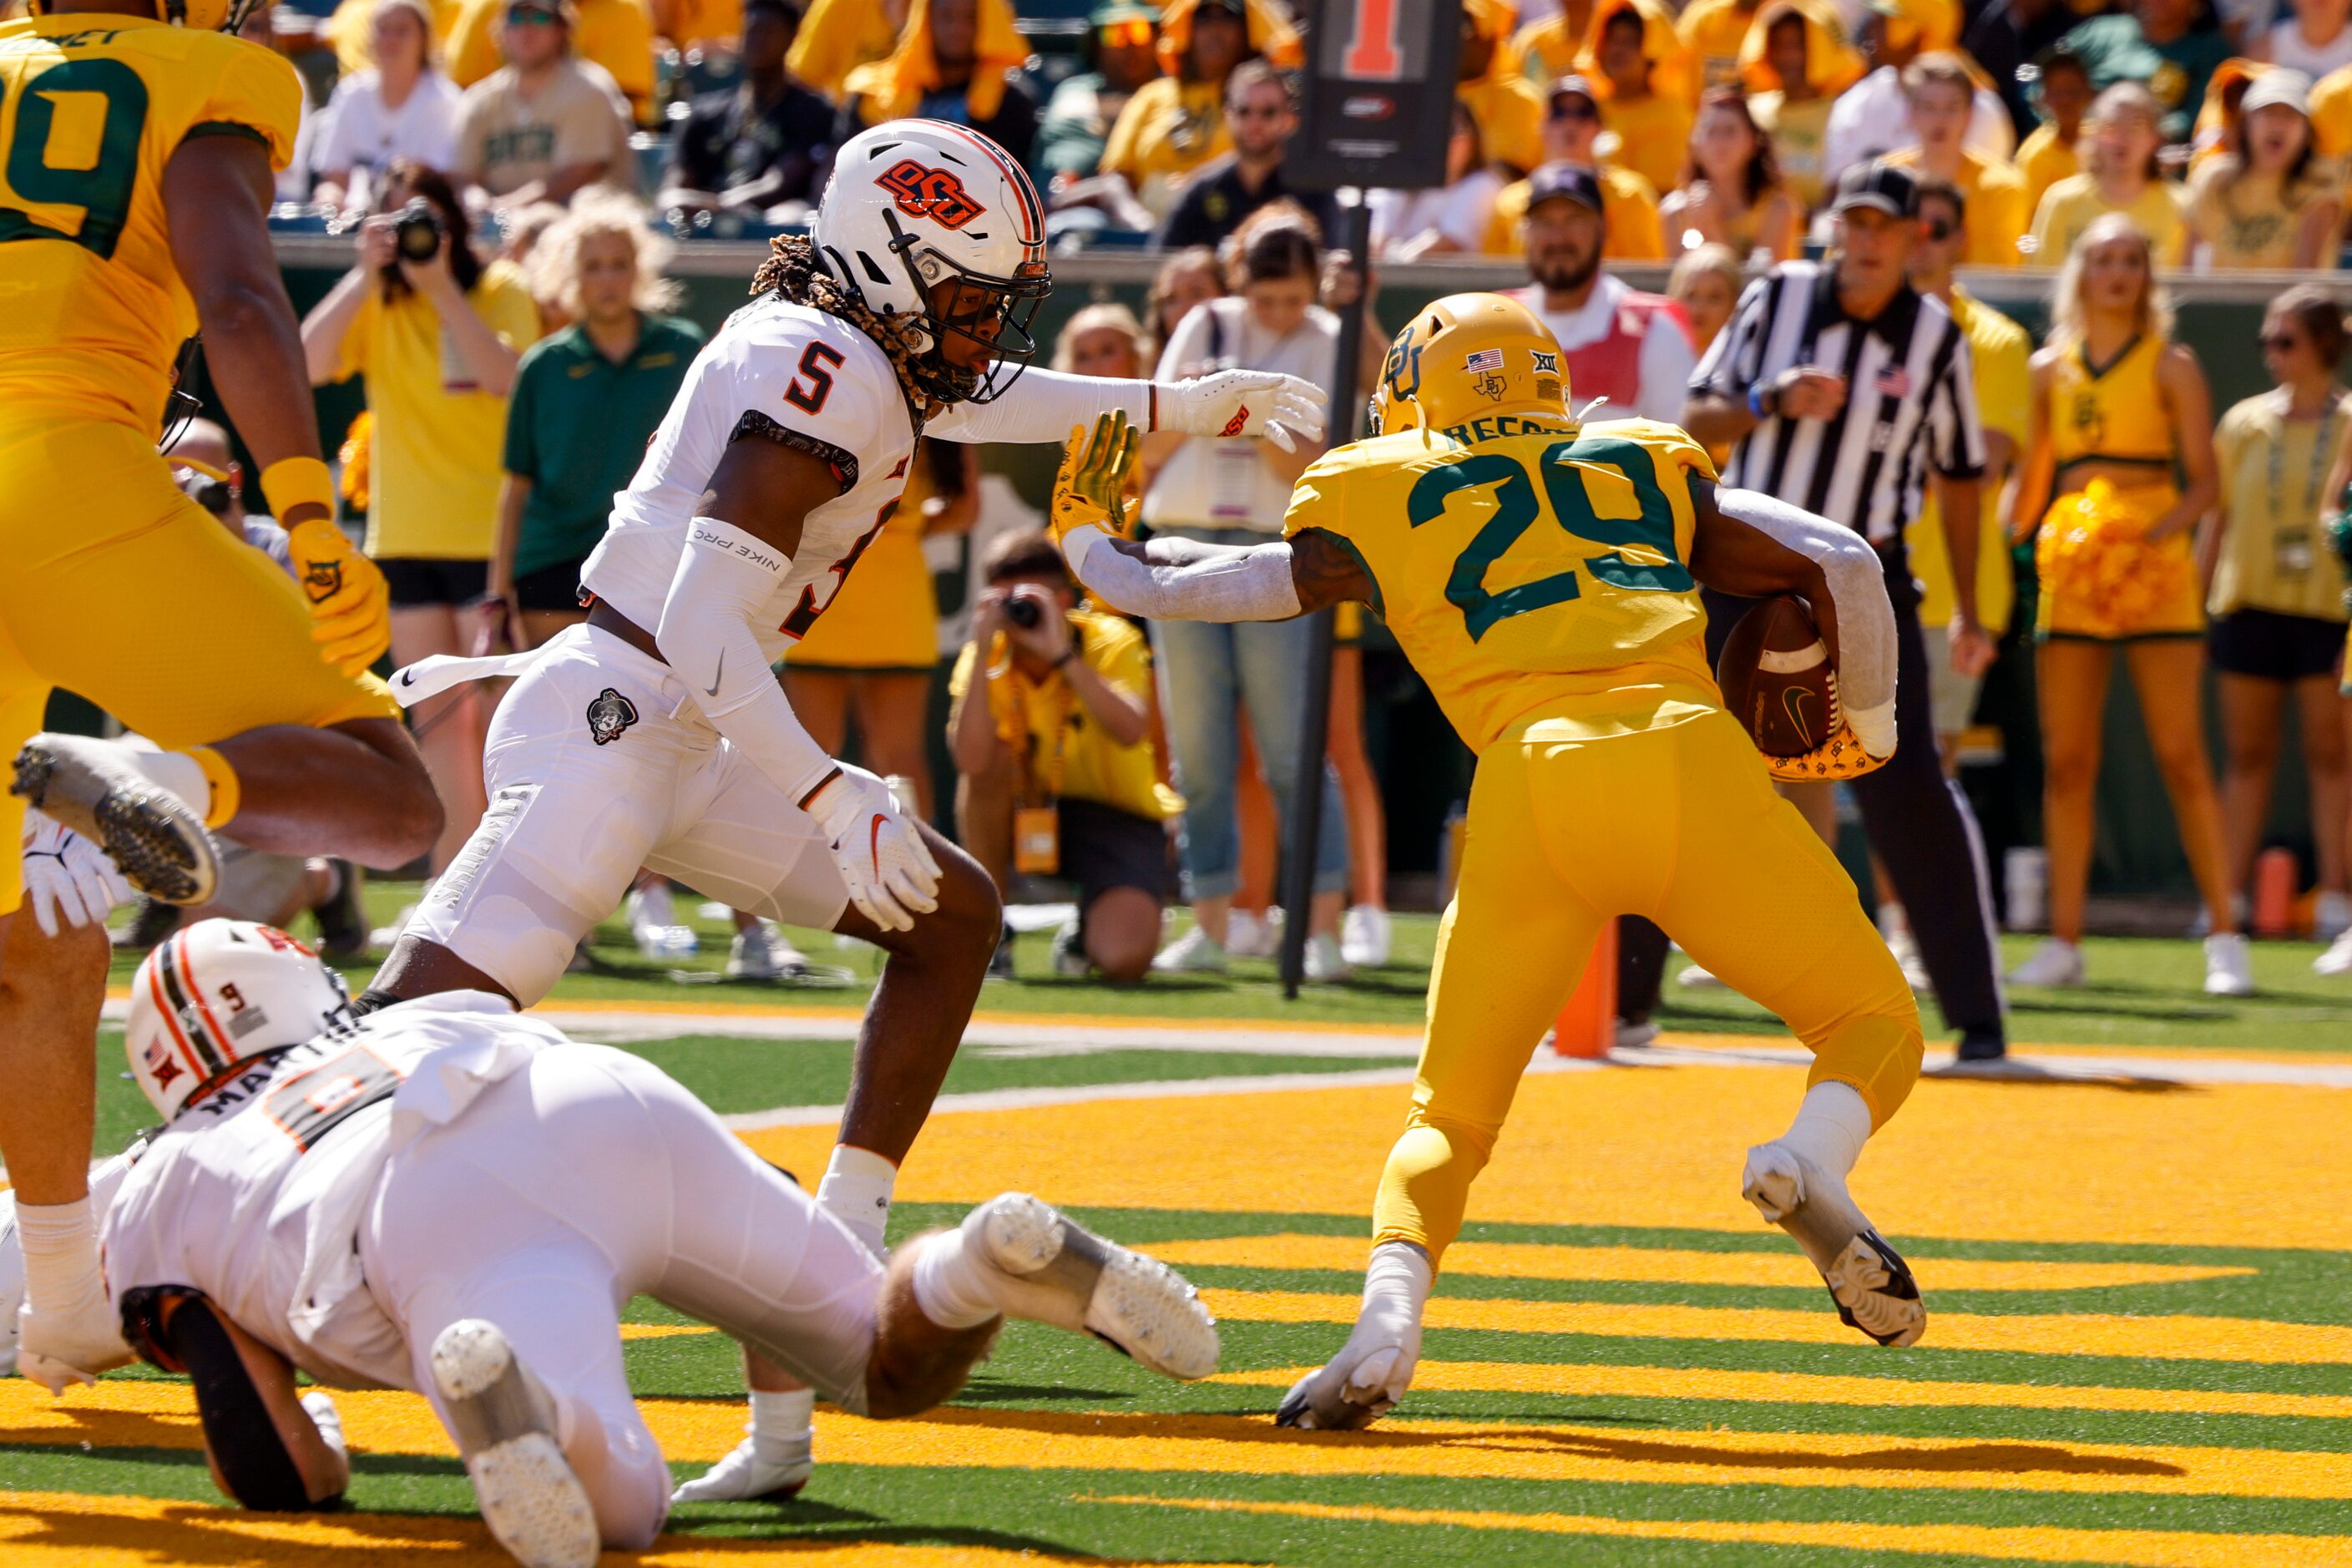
[1955,1028,2006,1063]
[13,736,218,905]
[1823,1228,1926,1346]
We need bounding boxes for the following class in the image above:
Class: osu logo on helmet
[877,159,987,230]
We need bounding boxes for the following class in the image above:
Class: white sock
[114,745,209,815]
[910,1230,1000,1330]
[1338,1242,1434,1403]
[1776,1083,1873,1182]
[747,1387,814,1444]
[16,1197,104,1309]
[817,1145,896,1257]
[1360,1242,1433,1328]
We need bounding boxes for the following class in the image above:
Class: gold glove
[286,518,392,677]
[1765,719,1893,783]
[1049,411,1141,548]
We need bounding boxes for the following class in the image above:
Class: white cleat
[2316,926,2352,977]
[1340,904,1391,969]
[726,919,805,981]
[12,734,218,905]
[1741,1142,1925,1348]
[1151,925,1228,974]
[670,1430,812,1504]
[2203,933,2255,998]
[1885,928,1931,994]
[431,1319,599,1568]
[2006,937,2085,988]
[962,1193,1218,1381]
[1274,1323,1420,1431]
[16,1299,135,1393]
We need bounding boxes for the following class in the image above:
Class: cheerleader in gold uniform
[2009,213,2244,992]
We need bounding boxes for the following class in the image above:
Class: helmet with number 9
[814,119,1052,405]
[1373,292,1571,436]
[126,919,358,1121]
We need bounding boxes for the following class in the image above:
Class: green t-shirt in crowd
[2055,14,2231,142]
[504,312,704,580]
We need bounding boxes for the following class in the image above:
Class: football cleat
[1274,1328,1419,1431]
[1742,1142,1925,1348]
[670,1430,812,1504]
[13,735,218,905]
[962,1193,1218,1381]
[431,1319,599,1568]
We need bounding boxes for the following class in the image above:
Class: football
[1717,595,1839,757]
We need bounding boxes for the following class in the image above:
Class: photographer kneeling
[949,529,1178,982]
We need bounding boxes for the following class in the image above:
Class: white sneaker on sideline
[2203,932,2255,997]
[626,883,696,959]
[1050,918,1090,977]
[1884,927,1930,993]
[1302,932,1352,983]
[2006,938,2084,988]
[431,1319,599,1568]
[726,919,804,980]
[1675,961,1723,989]
[2316,926,2352,976]
[1340,903,1392,968]
[2317,891,2352,943]
[1225,908,1280,959]
[1152,924,1228,974]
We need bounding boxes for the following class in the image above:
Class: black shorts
[377,557,488,609]
[512,559,590,613]
[1059,797,1172,913]
[2208,608,2346,682]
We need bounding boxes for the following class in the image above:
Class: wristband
[1747,384,1774,420]
[260,456,336,520]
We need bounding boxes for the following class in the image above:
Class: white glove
[803,765,942,934]
[1158,370,1328,453]
[20,809,134,938]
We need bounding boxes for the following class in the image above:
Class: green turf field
[11,892,2349,1566]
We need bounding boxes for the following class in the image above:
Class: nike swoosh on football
[706,650,725,696]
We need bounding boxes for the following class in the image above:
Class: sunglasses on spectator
[2261,332,2305,352]
[1227,101,1285,119]
[1922,217,1955,241]
[1548,98,1598,120]
[1098,18,1152,47]
[506,5,561,24]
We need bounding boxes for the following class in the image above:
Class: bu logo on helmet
[877,159,987,230]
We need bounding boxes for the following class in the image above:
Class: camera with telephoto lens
[392,198,444,263]
[1004,596,1043,630]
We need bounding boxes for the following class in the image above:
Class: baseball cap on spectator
[1832,159,1918,218]
[505,0,574,27]
[1524,161,1606,213]
[1547,73,1600,114]
[2241,68,2313,118]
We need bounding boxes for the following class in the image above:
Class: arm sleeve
[1065,531,1306,622]
[1715,486,1898,756]
[925,367,1152,444]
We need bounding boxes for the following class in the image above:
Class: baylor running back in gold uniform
[1053,292,1928,1430]
[0,0,437,1394]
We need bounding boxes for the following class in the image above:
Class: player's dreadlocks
[751,235,961,418]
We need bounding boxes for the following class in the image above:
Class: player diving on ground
[91,918,1216,1568]
[1048,292,1929,1430]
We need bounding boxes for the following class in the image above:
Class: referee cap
[1832,159,1918,219]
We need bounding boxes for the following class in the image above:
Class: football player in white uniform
[99,920,1217,1568]
[359,119,1318,1496]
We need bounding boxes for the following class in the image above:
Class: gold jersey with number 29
[1282,412,1723,751]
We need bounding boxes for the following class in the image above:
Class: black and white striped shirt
[1688,260,1985,544]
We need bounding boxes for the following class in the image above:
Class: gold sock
[183,746,240,830]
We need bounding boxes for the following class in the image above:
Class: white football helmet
[813,119,1051,405]
[125,919,357,1121]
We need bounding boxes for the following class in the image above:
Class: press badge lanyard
[1008,638,1077,876]
[2267,392,2340,577]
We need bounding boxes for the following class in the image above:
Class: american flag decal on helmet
[1464,348,1506,372]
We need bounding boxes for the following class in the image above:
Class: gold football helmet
[1371,292,1570,435]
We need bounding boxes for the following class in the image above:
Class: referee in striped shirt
[1675,159,2008,1061]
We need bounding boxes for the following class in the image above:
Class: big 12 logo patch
[877,159,987,229]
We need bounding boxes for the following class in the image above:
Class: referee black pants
[1619,560,2006,1042]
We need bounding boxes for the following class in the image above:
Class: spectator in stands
[449,0,656,125]
[1580,0,1697,197]
[2007,213,2243,994]
[1141,213,1350,979]
[495,200,574,331]
[2204,287,2352,943]
[1825,0,2014,185]
[1100,0,1297,222]
[1885,53,2030,265]
[301,158,543,874]
[2029,83,2189,264]
[2058,0,2232,143]
[657,0,837,220]
[311,0,463,215]
[787,0,906,99]
[1511,164,1697,425]
[1743,0,1864,209]
[2188,70,2341,266]
[1484,73,1667,261]
[1038,0,1162,192]
[2256,0,2352,77]
[1967,0,2088,135]
[649,0,741,49]
[1667,240,1744,352]
[1457,0,1544,177]
[1057,302,1151,381]
[1662,88,1802,260]
[951,529,1177,983]
[489,195,698,653]
[2016,43,2092,214]
[1681,0,1763,92]
[1515,0,1591,86]
[1145,244,1222,360]
[1156,58,1335,250]
[1369,101,1504,258]
[841,0,1035,164]
[450,0,635,205]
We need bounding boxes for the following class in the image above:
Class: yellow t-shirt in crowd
[787,449,942,670]
[2014,122,2079,215]
[332,260,544,559]
[1885,146,2028,266]
[1907,289,2028,636]
[1749,90,1834,209]
[1459,72,1546,175]
[2309,60,2352,210]
[2028,173,2188,266]
[1599,92,1694,199]
[786,0,898,99]
[1485,164,1667,259]
[0,16,300,431]
[1512,13,1582,84]
[948,609,1182,822]
[2210,391,2352,621]
[446,0,655,123]
[1677,0,1761,92]
[660,0,740,47]
[1282,414,1721,750]
[1100,76,1228,219]
[2186,163,2341,270]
